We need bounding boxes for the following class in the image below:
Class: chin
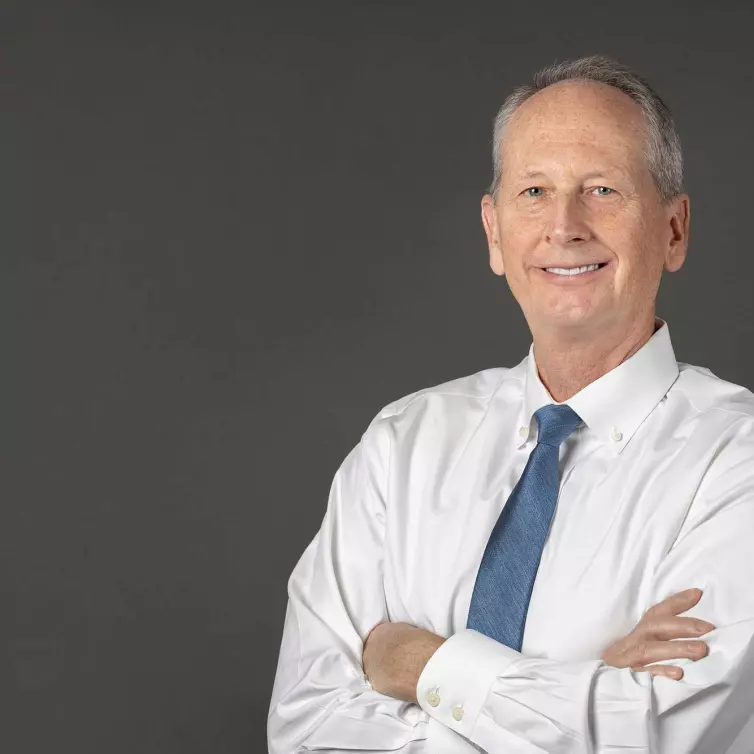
[533,309,602,338]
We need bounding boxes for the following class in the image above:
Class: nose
[545,194,592,246]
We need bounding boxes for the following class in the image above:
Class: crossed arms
[267,421,754,753]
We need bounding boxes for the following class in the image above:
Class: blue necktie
[466,404,582,650]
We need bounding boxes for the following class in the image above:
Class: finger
[644,588,703,620]
[642,664,684,681]
[626,639,709,668]
[642,615,716,641]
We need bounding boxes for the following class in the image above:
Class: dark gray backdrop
[5,2,754,752]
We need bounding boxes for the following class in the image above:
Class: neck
[532,314,658,403]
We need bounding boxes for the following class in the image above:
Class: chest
[382,427,706,661]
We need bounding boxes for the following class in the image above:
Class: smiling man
[484,73,686,401]
[268,56,754,753]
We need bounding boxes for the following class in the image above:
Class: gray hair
[489,55,684,204]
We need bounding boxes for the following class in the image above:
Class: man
[267,55,754,753]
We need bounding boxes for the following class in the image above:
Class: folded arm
[416,461,754,753]
[267,416,431,753]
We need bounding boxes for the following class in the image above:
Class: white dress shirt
[267,321,754,753]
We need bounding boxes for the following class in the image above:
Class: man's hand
[362,621,446,703]
[602,588,715,680]
[363,588,714,704]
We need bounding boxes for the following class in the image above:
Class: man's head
[481,55,690,344]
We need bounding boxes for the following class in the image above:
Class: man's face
[481,81,689,341]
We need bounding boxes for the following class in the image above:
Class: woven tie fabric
[466,404,582,650]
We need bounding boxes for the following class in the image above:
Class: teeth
[545,264,601,276]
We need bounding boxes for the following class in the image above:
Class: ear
[481,194,505,276]
[664,194,690,273]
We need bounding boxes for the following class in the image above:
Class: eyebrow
[517,171,548,180]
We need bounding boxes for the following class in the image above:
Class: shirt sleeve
[267,413,431,753]
[416,445,754,754]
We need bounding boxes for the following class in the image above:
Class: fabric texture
[466,404,582,650]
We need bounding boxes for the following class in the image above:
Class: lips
[537,261,609,277]
[539,262,609,271]
[534,261,610,281]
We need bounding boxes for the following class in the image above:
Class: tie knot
[533,404,582,447]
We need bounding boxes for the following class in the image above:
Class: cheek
[500,218,541,262]
[612,228,665,293]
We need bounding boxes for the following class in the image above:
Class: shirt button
[427,692,441,707]
[452,705,465,721]
[611,428,623,442]
[518,426,528,439]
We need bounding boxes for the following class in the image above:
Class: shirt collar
[517,319,680,454]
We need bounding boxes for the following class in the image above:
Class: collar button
[611,427,623,442]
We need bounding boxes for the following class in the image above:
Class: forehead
[502,81,647,170]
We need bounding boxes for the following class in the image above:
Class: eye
[591,186,614,196]
[523,187,545,198]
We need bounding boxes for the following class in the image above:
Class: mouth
[537,262,610,279]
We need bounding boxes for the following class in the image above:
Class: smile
[543,263,608,276]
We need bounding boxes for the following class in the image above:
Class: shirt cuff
[416,628,520,738]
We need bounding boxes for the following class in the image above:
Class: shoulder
[375,365,519,421]
[672,363,754,527]
[357,365,522,473]
[675,362,754,426]
[359,363,523,450]
[361,360,526,468]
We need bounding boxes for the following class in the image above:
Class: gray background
[5,1,754,752]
